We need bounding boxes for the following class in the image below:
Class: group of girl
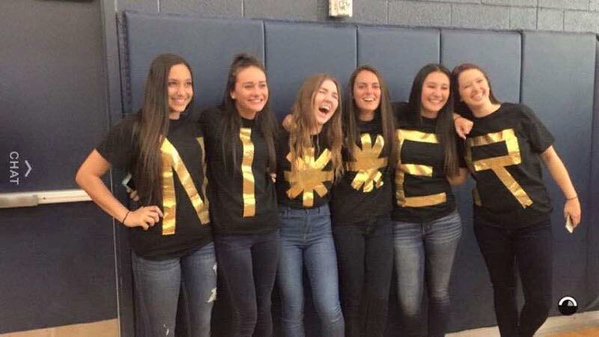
[76,52,581,337]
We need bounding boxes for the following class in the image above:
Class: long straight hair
[288,74,344,180]
[134,53,194,204]
[407,64,459,176]
[345,65,397,168]
[220,53,278,173]
[450,63,501,117]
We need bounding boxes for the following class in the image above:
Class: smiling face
[312,79,339,129]
[230,65,268,119]
[353,70,381,118]
[420,71,450,118]
[457,68,492,111]
[167,63,193,117]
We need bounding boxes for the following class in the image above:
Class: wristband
[121,211,131,224]
[566,195,578,201]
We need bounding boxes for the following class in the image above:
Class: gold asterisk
[284,148,334,207]
[348,134,388,192]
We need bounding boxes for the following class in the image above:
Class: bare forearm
[76,172,129,222]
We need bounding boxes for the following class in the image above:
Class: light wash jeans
[277,204,345,337]
[132,242,216,337]
[393,210,462,337]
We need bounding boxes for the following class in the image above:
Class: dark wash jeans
[214,230,280,337]
[474,217,553,337]
[333,216,393,337]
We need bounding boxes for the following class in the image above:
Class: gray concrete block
[160,0,242,17]
[482,0,537,7]
[538,0,589,10]
[537,8,563,30]
[510,7,536,29]
[591,0,599,11]
[245,0,318,21]
[118,0,159,13]
[452,4,510,29]
[388,2,451,27]
[564,10,599,33]
[343,0,388,24]
[421,0,480,4]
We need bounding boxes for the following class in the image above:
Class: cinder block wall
[117,0,599,34]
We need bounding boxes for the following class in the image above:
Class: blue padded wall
[121,12,599,336]
[441,29,521,103]
[589,39,599,310]
[125,12,265,112]
[357,26,440,102]
[264,21,357,120]
[521,31,596,311]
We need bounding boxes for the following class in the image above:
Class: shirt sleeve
[95,116,137,171]
[520,104,555,153]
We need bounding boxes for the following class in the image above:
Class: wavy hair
[288,74,344,180]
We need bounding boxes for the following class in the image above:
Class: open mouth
[318,104,332,114]
[362,96,377,103]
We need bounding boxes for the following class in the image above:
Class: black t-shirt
[330,116,392,226]
[465,103,554,227]
[392,102,459,223]
[199,107,278,235]
[276,127,334,209]
[96,112,212,259]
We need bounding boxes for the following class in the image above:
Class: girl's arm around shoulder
[75,150,163,230]
[540,146,581,229]
[447,167,469,186]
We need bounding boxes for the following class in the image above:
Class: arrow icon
[24,160,32,177]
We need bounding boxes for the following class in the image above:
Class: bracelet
[121,211,131,224]
[566,195,578,201]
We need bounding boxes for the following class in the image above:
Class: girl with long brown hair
[452,63,581,337]
[330,65,396,337]
[199,53,280,337]
[392,63,469,337]
[76,53,215,337]
[275,74,345,337]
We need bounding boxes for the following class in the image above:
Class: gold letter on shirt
[239,128,256,217]
[348,134,388,192]
[465,128,533,208]
[160,137,210,235]
[285,148,334,208]
[396,130,447,207]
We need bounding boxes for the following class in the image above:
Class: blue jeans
[132,242,216,337]
[393,211,462,337]
[214,230,280,337]
[277,204,345,337]
[474,218,553,337]
[333,217,393,337]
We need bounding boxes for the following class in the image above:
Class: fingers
[564,199,582,227]
[125,205,164,230]
[130,190,140,202]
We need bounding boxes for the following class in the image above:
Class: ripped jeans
[132,242,217,337]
